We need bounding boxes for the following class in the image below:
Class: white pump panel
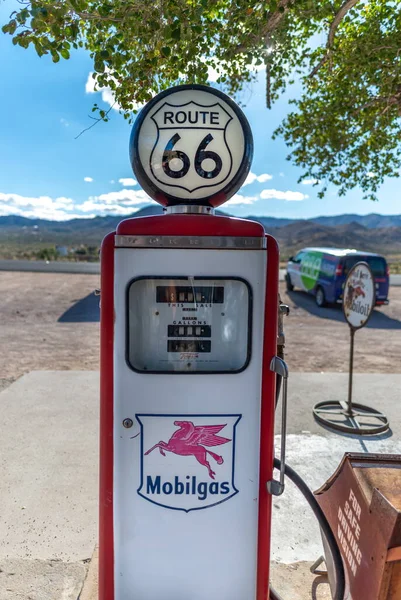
[113,246,267,600]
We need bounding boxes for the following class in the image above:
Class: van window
[293,251,305,263]
[343,256,386,277]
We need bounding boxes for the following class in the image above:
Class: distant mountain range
[1,207,401,259]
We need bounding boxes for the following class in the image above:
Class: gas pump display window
[127,277,252,373]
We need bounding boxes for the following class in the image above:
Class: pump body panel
[99,215,279,600]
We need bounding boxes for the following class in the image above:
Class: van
[285,247,389,307]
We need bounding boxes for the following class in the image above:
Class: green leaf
[94,60,105,73]
[60,48,70,60]
[5,20,17,35]
[171,28,181,41]
[161,46,171,57]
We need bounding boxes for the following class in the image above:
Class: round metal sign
[129,84,253,207]
[343,262,375,329]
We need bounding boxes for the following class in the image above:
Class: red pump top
[116,214,265,238]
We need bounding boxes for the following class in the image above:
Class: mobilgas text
[146,475,230,501]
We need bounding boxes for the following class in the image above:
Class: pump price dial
[127,277,252,373]
[129,85,253,208]
[156,286,224,304]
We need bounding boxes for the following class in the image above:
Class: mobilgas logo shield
[136,414,241,512]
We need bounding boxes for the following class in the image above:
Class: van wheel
[286,274,294,292]
[315,286,326,307]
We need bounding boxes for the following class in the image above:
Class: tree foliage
[2,0,401,200]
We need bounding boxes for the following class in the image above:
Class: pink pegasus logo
[137,414,241,511]
[145,420,230,479]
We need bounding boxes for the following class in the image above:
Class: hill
[250,213,401,230]
[0,208,401,263]
[270,221,401,259]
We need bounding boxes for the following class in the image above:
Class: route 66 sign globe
[343,262,375,329]
[129,84,253,207]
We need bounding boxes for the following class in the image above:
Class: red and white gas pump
[99,84,288,600]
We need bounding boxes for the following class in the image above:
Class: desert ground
[1,271,400,383]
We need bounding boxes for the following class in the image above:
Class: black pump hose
[270,373,345,599]
[268,459,346,600]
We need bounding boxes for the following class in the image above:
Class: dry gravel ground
[1,271,399,600]
[282,282,401,374]
[0,272,400,382]
[0,272,100,381]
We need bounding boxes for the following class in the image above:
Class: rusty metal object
[314,453,401,600]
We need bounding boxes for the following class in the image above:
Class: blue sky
[0,1,400,221]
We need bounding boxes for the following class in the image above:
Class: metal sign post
[313,262,389,435]
[99,84,284,600]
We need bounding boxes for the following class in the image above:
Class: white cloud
[79,200,140,216]
[119,178,137,187]
[242,172,273,186]
[225,194,258,206]
[279,172,285,177]
[84,176,93,182]
[301,178,320,185]
[78,188,152,216]
[260,189,308,201]
[60,118,69,127]
[110,180,115,184]
[0,188,151,220]
[0,192,74,209]
[94,189,150,205]
[0,192,86,221]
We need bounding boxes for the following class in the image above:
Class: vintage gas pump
[99,84,348,600]
[99,84,285,600]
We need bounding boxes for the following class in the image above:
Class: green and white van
[286,247,389,308]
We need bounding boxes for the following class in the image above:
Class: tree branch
[264,0,293,44]
[75,102,116,139]
[309,0,361,77]
[63,0,153,23]
[353,90,401,116]
[236,0,293,54]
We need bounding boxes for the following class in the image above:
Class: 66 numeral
[162,133,222,180]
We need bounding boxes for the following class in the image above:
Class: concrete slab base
[79,548,98,600]
[270,562,331,600]
[0,559,87,600]
[1,370,400,599]
[78,552,332,600]
[0,371,99,562]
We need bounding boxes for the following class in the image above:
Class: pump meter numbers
[168,340,211,353]
[163,133,222,180]
[156,286,224,304]
[168,325,211,338]
[127,277,251,373]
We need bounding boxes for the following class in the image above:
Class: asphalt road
[0,259,100,274]
[1,260,401,285]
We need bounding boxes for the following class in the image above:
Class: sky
[0,1,400,222]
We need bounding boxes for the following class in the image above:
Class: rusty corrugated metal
[314,453,401,600]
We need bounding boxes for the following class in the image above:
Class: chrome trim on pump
[115,235,267,250]
[164,205,215,215]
